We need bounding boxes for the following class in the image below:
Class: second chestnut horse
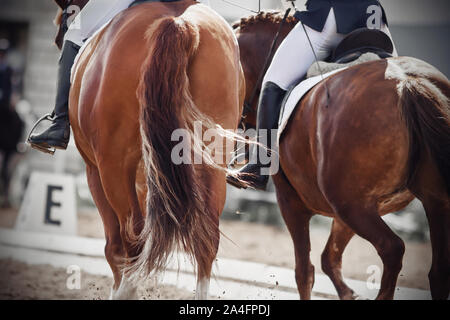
[234,11,450,300]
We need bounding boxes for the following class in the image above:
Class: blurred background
[0,0,448,297]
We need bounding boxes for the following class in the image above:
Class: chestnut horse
[53,0,244,299]
[234,12,450,300]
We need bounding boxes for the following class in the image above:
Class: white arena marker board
[15,171,77,236]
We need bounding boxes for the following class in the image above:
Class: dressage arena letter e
[44,185,63,226]
[15,171,77,235]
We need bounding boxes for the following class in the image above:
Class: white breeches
[64,0,135,46]
[264,8,398,90]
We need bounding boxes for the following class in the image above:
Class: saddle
[129,0,183,7]
[307,28,394,78]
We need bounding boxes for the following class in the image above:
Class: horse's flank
[280,60,407,215]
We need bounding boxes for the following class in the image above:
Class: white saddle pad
[277,67,347,143]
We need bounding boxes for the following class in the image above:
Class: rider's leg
[29,0,135,151]
[264,8,344,90]
[28,40,80,150]
[227,81,286,190]
[227,9,343,190]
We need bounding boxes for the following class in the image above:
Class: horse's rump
[278,57,449,216]
[70,1,197,162]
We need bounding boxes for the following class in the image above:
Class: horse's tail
[126,16,233,279]
[395,58,450,195]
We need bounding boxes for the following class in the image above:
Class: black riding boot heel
[28,41,80,152]
[227,81,286,190]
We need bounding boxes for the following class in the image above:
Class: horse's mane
[232,10,298,30]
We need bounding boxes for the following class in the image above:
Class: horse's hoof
[340,290,362,300]
[353,293,370,300]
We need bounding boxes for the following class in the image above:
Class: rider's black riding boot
[29,41,80,151]
[227,81,286,190]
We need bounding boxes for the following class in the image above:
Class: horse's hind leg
[422,198,450,299]
[330,202,405,300]
[86,164,133,299]
[409,161,450,300]
[321,219,358,300]
[273,170,315,300]
[195,223,219,300]
[95,157,144,300]
[195,219,219,300]
[194,169,223,300]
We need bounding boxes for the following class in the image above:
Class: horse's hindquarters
[279,60,413,216]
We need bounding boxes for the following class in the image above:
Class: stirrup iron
[26,113,57,155]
